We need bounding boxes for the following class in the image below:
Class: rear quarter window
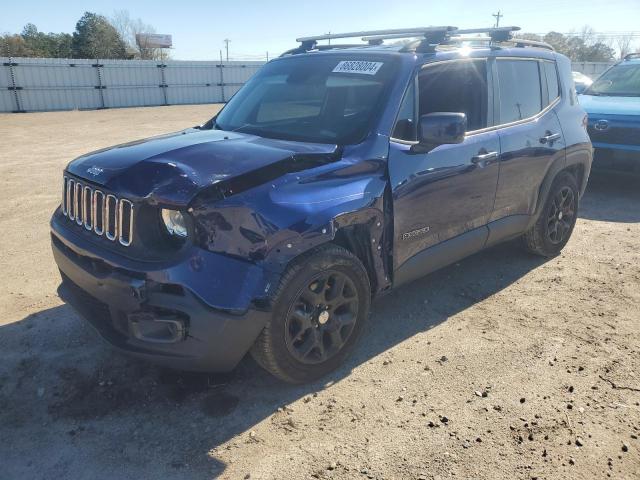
[543,61,560,103]
[497,59,542,124]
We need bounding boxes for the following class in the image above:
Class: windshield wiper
[229,123,255,133]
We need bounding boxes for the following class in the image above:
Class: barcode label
[332,61,384,75]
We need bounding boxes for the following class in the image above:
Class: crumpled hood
[66,128,339,206]
[578,94,640,116]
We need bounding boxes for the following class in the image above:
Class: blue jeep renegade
[579,53,640,172]
[51,26,593,383]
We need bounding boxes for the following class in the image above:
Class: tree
[109,10,166,60]
[72,12,127,59]
[19,23,73,58]
[0,34,34,57]
[517,28,615,62]
[616,34,635,60]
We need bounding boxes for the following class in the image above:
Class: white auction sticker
[332,60,384,75]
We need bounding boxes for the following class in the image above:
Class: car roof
[281,45,557,65]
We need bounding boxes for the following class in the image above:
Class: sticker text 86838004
[332,61,384,75]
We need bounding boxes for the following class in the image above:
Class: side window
[542,61,560,104]
[417,60,488,131]
[497,60,542,124]
[392,79,416,141]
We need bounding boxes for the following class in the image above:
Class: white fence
[571,61,614,78]
[0,57,619,113]
[0,57,265,113]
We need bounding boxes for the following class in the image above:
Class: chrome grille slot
[75,182,83,225]
[118,199,134,246]
[61,175,134,247]
[67,179,76,220]
[105,194,118,241]
[62,176,68,215]
[93,190,104,235]
[83,186,93,230]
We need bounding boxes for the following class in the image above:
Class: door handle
[471,151,499,165]
[539,132,561,144]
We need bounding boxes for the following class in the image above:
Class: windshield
[214,55,398,144]
[584,63,640,97]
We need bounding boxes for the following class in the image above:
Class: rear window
[497,59,543,124]
[215,56,398,144]
[543,61,560,103]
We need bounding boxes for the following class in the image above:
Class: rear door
[388,59,501,284]
[490,57,566,225]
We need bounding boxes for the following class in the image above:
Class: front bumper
[51,215,274,372]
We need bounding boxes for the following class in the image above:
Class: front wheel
[251,245,371,384]
[522,171,579,257]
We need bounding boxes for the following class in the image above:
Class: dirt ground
[0,105,638,480]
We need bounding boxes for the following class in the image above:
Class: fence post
[6,57,24,113]
[93,60,106,109]
[219,50,225,103]
[158,61,168,106]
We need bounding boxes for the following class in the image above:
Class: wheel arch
[530,147,591,227]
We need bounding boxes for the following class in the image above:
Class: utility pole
[492,10,503,28]
[223,38,230,61]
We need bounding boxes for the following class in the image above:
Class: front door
[388,58,500,285]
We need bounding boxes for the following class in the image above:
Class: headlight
[161,209,188,237]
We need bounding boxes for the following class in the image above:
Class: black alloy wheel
[250,244,371,384]
[546,186,576,245]
[284,270,359,365]
[522,171,579,257]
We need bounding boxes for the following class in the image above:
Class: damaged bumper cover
[51,215,275,372]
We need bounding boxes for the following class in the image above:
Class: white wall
[571,61,615,78]
[0,57,265,112]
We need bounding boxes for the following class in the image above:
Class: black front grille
[62,175,134,246]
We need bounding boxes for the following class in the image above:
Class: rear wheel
[522,171,579,257]
[251,245,370,384]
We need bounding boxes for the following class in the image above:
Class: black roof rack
[283,26,554,56]
[624,52,640,60]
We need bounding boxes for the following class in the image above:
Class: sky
[2,0,639,60]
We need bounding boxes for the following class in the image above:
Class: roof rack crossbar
[455,26,521,35]
[511,38,554,51]
[285,26,552,55]
[296,26,457,43]
[624,52,640,60]
[280,43,369,57]
[448,35,554,51]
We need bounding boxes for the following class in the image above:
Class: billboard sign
[136,34,173,49]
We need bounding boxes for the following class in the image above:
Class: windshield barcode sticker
[332,61,384,75]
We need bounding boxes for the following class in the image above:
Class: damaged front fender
[189,134,393,295]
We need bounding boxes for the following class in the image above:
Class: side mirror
[418,112,467,146]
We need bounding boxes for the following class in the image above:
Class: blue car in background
[579,53,640,172]
[572,71,592,94]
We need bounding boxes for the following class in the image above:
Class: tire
[251,244,371,384]
[522,171,579,257]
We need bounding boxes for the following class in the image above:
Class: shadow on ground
[580,169,640,223]
[0,169,634,478]
[0,240,546,478]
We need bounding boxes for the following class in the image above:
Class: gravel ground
[0,106,638,480]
